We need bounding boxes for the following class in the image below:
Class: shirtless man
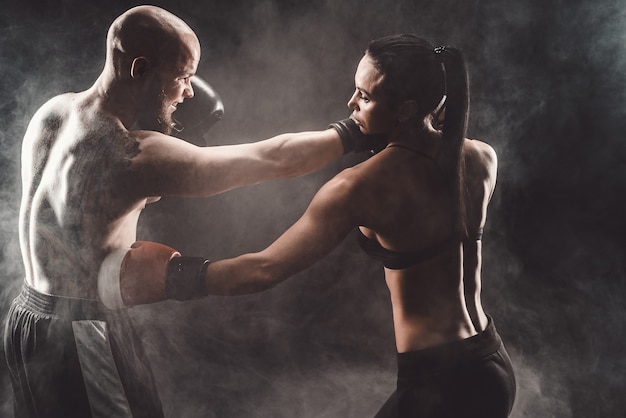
[3,5,377,417]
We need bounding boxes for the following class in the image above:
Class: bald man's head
[99,6,200,133]
[106,5,200,77]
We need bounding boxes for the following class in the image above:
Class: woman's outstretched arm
[203,172,361,295]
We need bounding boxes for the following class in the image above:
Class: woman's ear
[130,57,149,79]
[397,99,418,123]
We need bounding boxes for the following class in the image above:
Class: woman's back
[351,136,497,352]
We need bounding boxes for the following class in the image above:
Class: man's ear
[397,99,418,123]
[130,57,149,79]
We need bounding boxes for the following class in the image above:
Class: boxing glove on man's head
[173,75,224,144]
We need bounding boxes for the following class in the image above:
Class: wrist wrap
[166,256,210,300]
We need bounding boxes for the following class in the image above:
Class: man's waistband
[15,285,112,320]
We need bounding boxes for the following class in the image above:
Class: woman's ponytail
[438,46,470,238]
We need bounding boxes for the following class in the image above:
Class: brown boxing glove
[98,241,181,308]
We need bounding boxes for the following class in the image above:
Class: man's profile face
[137,42,199,135]
[135,70,193,135]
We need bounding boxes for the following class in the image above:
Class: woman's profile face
[347,54,397,135]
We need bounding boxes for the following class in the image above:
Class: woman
[199,34,516,417]
[104,34,516,417]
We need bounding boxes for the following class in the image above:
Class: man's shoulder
[28,92,89,132]
[22,94,74,147]
[36,92,77,113]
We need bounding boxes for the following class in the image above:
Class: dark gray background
[1,0,624,416]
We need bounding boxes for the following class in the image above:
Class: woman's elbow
[227,260,286,296]
[252,262,287,292]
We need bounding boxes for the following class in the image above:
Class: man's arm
[126,127,344,199]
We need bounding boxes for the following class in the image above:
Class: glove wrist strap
[166,256,210,300]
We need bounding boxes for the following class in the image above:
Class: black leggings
[4,285,163,418]
[375,318,516,418]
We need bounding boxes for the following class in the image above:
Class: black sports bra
[357,143,483,270]
[358,228,483,270]
[358,230,456,269]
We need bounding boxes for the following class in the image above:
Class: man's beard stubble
[135,89,174,135]
[156,86,175,135]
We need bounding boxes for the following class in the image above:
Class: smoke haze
[1,0,624,416]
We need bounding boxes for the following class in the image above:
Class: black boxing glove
[173,75,225,144]
[329,118,387,155]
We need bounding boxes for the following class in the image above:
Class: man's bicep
[126,134,203,197]
[127,134,269,198]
